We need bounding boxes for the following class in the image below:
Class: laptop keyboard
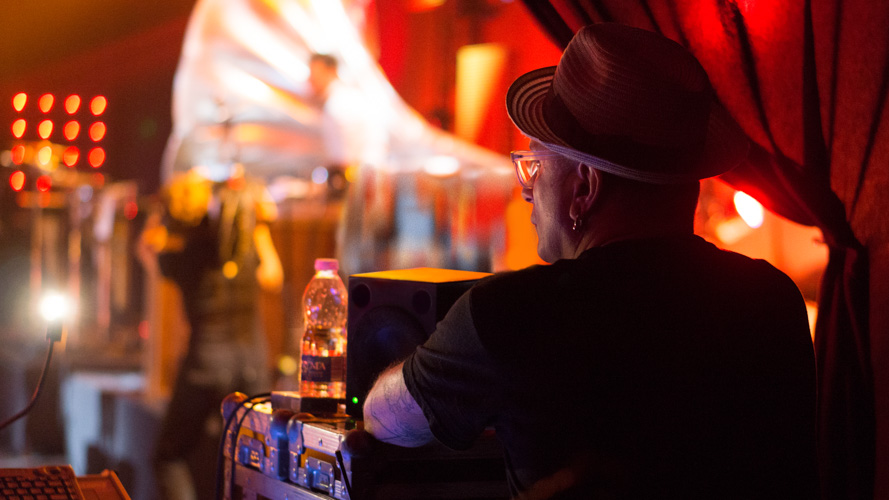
[0,465,85,500]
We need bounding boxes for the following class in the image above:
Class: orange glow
[64,121,80,140]
[65,95,81,114]
[12,119,26,138]
[408,0,446,11]
[11,145,25,164]
[89,122,106,141]
[88,147,105,167]
[38,192,51,208]
[734,191,765,228]
[36,175,52,192]
[9,171,25,191]
[63,147,80,167]
[38,120,54,139]
[13,93,27,112]
[352,267,490,283]
[90,96,107,115]
[39,94,54,113]
[37,146,53,166]
[456,44,507,143]
[504,188,545,269]
[91,172,105,187]
[124,200,139,220]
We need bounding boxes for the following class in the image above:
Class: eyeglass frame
[510,150,563,189]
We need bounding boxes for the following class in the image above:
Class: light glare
[63,147,80,167]
[9,171,25,191]
[39,94,55,113]
[40,292,71,323]
[734,191,764,229]
[11,145,25,164]
[37,146,53,166]
[424,155,460,177]
[36,175,52,192]
[311,166,328,184]
[65,95,81,114]
[38,120,54,139]
[12,119,26,138]
[64,121,80,140]
[89,147,105,167]
[91,96,107,115]
[13,93,27,112]
[89,122,106,141]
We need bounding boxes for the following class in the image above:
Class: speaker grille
[345,268,489,417]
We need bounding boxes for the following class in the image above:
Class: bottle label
[301,355,345,382]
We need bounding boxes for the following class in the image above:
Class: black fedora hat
[507,23,749,184]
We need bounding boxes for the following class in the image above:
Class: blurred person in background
[139,166,282,500]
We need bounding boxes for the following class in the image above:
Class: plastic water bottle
[300,258,348,410]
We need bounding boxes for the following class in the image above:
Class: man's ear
[569,163,600,222]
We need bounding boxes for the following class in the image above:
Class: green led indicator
[351,397,359,404]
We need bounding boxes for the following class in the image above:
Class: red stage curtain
[518,1,888,498]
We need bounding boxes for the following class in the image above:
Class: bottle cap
[314,258,339,271]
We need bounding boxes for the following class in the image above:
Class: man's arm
[252,222,283,292]
[362,361,434,447]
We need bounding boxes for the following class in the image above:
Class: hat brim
[506,67,750,184]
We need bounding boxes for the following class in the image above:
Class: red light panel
[63,147,80,167]
[88,147,105,167]
[12,119,26,138]
[92,172,105,187]
[38,120,54,139]
[13,93,27,112]
[11,145,25,164]
[90,96,107,116]
[64,121,80,140]
[89,122,106,142]
[9,92,109,171]
[9,171,25,191]
[65,95,81,114]
[39,94,54,113]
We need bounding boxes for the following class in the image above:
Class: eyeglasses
[510,150,562,189]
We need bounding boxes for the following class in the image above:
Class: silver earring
[572,218,582,231]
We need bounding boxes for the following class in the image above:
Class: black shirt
[403,235,817,499]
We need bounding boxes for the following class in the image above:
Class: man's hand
[362,362,434,448]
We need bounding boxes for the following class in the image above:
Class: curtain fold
[518,0,881,497]
[815,244,873,499]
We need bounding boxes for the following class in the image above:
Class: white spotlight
[39,291,72,324]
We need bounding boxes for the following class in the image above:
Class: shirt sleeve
[401,288,505,450]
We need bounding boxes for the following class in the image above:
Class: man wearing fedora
[364,24,817,498]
